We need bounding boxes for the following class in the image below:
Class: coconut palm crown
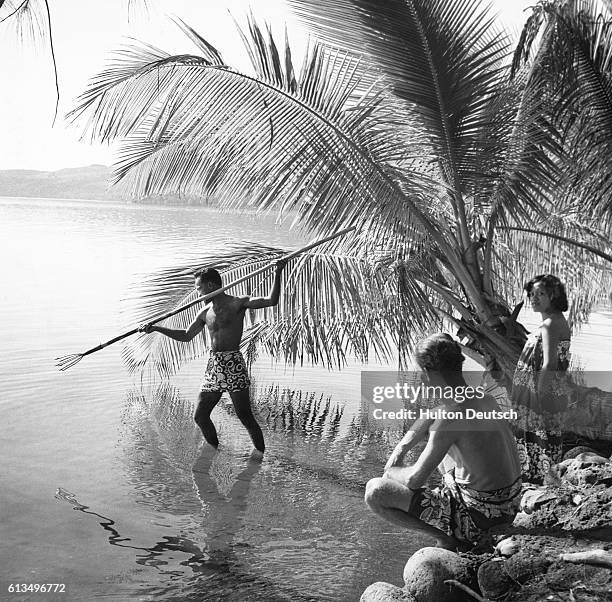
[66,0,612,386]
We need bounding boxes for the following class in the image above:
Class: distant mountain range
[0,165,124,200]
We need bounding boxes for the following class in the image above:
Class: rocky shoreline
[361,450,612,601]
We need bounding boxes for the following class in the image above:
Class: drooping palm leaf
[1,0,59,120]
[513,1,612,222]
[288,0,512,244]
[1,0,43,38]
[497,214,612,325]
[121,238,440,376]
[69,20,437,246]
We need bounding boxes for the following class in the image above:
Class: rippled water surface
[1,198,611,601]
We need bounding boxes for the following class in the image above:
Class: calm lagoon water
[1,197,611,601]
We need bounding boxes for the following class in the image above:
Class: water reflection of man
[365,334,522,550]
[192,446,262,554]
[139,261,286,457]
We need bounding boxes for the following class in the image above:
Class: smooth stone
[403,547,475,602]
[360,581,416,602]
[495,536,520,557]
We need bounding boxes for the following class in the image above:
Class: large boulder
[403,547,476,602]
[360,582,416,602]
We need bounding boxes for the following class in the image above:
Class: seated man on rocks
[365,334,523,550]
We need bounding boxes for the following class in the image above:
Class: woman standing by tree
[512,275,571,483]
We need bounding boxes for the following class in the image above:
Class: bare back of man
[439,395,521,492]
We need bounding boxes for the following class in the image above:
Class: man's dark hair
[415,333,464,372]
[524,274,569,312]
[194,267,222,286]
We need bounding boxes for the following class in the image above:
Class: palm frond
[288,0,512,242]
[171,15,225,65]
[555,0,612,219]
[496,215,612,327]
[69,22,437,244]
[122,239,440,376]
[127,0,154,24]
[0,0,42,36]
[1,0,58,120]
[474,68,563,229]
[233,12,298,93]
[513,1,612,221]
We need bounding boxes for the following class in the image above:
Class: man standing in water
[139,261,286,456]
[365,334,522,550]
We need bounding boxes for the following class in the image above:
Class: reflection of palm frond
[255,385,343,441]
[122,384,200,472]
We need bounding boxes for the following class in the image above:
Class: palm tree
[65,1,612,394]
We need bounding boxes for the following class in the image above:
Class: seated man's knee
[364,477,385,510]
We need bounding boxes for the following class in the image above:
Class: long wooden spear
[56,226,355,371]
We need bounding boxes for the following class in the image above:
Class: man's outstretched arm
[139,312,206,342]
[244,259,287,309]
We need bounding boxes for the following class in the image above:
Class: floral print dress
[511,329,571,483]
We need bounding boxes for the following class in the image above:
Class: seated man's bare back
[437,394,521,491]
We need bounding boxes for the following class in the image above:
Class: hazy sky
[0,0,534,171]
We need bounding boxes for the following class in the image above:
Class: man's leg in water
[229,389,265,454]
[365,477,459,549]
[194,391,223,448]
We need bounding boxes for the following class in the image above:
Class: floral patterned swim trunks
[409,471,522,545]
[201,350,250,393]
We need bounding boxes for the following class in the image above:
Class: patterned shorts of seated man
[409,470,523,546]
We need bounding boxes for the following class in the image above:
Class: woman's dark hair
[194,267,222,286]
[524,274,569,312]
[414,333,464,372]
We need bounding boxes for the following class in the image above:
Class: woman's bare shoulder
[541,314,570,339]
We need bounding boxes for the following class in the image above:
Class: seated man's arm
[384,417,434,470]
[386,427,456,490]
[139,309,206,342]
[243,260,286,309]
